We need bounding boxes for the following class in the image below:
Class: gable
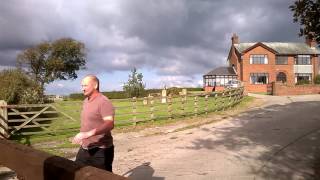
[242,42,278,54]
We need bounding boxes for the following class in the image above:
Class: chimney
[231,33,239,44]
[305,32,317,48]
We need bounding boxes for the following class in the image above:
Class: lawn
[10,89,250,156]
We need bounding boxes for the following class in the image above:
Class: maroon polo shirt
[80,93,115,148]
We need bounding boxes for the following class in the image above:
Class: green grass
[10,89,253,156]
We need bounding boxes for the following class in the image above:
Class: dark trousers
[75,145,114,172]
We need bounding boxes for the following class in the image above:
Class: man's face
[81,77,96,97]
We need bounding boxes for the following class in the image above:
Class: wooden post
[205,95,208,115]
[143,97,148,105]
[132,97,137,125]
[180,89,187,117]
[194,96,198,117]
[180,94,185,116]
[161,89,167,103]
[0,100,8,138]
[222,91,226,111]
[168,95,172,120]
[227,90,232,108]
[149,96,155,121]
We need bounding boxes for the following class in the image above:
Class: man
[72,75,115,172]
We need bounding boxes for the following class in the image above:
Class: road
[114,94,320,180]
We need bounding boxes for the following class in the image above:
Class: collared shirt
[80,93,115,148]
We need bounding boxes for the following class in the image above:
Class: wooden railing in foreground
[0,139,127,180]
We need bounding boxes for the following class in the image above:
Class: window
[276,72,287,83]
[276,56,288,65]
[295,55,311,65]
[250,55,268,64]
[295,73,312,83]
[250,73,269,84]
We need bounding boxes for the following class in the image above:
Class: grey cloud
[0,0,301,79]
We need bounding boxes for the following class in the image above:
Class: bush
[167,87,180,96]
[314,75,320,84]
[296,79,310,85]
[0,69,43,104]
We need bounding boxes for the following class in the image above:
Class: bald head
[81,75,100,97]
[83,75,100,91]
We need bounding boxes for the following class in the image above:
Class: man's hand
[72,130,95,145]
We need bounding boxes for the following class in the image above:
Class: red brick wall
[215,86,225,91]
[240,45,308,93]
[273,82,320,96]
[204,86,225,92]
[204,86,214,92]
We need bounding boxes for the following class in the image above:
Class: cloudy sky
[0,0,302,95]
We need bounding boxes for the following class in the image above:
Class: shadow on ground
[181,101,320,180]
[122,162,165,180]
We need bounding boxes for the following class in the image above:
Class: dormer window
[250,55,268,64]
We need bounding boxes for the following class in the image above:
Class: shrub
[314,75,320,84]
[296,79,310,85]
[0,69,43,104]
[167,87,180,96]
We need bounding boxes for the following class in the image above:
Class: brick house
[204,34,320,93]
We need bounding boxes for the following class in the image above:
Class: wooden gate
[0,101,63,137]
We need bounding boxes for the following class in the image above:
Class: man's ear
[94,83,98,90]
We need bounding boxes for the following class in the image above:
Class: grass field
[10,89,252,156]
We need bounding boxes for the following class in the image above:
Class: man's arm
[72,115,114,145]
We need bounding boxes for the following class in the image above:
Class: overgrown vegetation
[314,75,320,84]
[123,67,145,98]
[296,79,311,85]
[0,69,43,104]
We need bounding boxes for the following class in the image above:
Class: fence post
[161,89,167,103]
[168,95,172,120]
[180,89,187,117]
[205,95,208,115]
[227,90,232,108]
[149,96,155,121]
[180,94,185,117]
[194,96,198,117]
[0,100,8,138]
[132,97,137,125]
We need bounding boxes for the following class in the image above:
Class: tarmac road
[116,94,320,180]
[2,94,320,180]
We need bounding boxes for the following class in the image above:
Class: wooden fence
[0,87,244,137]
[0,101,73,138]
[113,87,244,126]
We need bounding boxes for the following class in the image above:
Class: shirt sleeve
[99,98,115,118]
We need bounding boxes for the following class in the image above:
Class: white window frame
[250,55,268,64]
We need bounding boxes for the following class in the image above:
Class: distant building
[46,95,64,102]
[204,33,320,93]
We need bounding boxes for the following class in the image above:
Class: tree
[17,38,86,95]
[0,69,43,104]
[123,67,146,97]
[290,0,320,45]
